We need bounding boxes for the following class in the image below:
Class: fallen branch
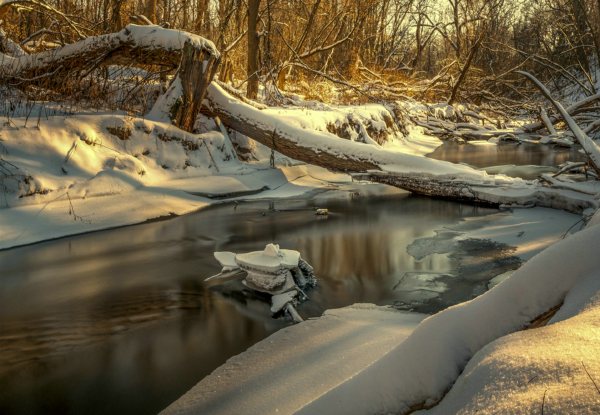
[522,92,600,133]
[518,71,600,175]
[0,24,219,92]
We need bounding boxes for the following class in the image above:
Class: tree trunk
[145,0,157,23]
[172,41,221,132]
[203,83,596,214]
[246,0,260,99]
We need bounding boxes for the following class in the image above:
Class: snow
[450,207,583,260]
[213,251,237,270]
[0,112,362,250]
[0,24,219,71]
[0,101,442,250]
[165,209,600,415]
[296,219,600,414]
[271,291,298,313]
[420,271,600,415]
[236,244,300,273]
[161,305,426,415]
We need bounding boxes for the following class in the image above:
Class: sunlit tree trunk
[145,0,157,23]
[246,0,260,99]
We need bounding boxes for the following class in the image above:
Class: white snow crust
[161,305,426,415]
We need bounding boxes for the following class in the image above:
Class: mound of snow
[161,305,426,415]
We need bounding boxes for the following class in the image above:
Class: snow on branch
[0,24,219,88]
[518,71,600,175]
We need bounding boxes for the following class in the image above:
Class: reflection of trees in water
[297,229,454,282]
[429,143,585,168]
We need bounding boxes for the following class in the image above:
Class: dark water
[0,194,515,415]
[0,142,583,415]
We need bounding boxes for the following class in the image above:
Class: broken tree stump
[172,40,220,132]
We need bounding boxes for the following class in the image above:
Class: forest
[1,1,600,415]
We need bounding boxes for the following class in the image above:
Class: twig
[541,389,548,415]
[582,361,600,395]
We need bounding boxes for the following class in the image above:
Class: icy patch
[407,230,462,260]
[393,272,451,308]
[487,270,513,289]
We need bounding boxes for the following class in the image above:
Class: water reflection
[428,142,585,169]
[0,194,510,414]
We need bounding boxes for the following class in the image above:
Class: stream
[0,142,584,415]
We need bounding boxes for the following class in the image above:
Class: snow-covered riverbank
[163,210,600,415]
[0,110,442,250]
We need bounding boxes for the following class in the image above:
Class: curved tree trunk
[204,83,597,214]
[0,24,220,131]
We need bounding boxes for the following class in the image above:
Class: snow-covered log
[204,83,381,172]
[205,83,598,213]
[0,24,219,92]
[359,171,597,213]
[0,24,220,131]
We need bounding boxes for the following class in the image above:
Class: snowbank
[161,305,426,415]
[296,218,600,414]
[0,92,450,251]
[164,210,600,415]
[421,271,600,414]
[0,113,355,250]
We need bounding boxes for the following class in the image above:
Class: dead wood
[0,24,218,93]
[172,41,220,132]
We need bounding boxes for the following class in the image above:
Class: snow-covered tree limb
[205,83,597,213]
[0,24,219,89]
[518,71,600,175]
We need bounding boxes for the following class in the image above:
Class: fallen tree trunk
[204,84,597,214]
[204,83,475,174]
[357,171,597,213]
[1,26,597,213]
[0,24,219,94]
[522,91,600,133]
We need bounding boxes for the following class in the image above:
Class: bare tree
[246,0,260,99]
